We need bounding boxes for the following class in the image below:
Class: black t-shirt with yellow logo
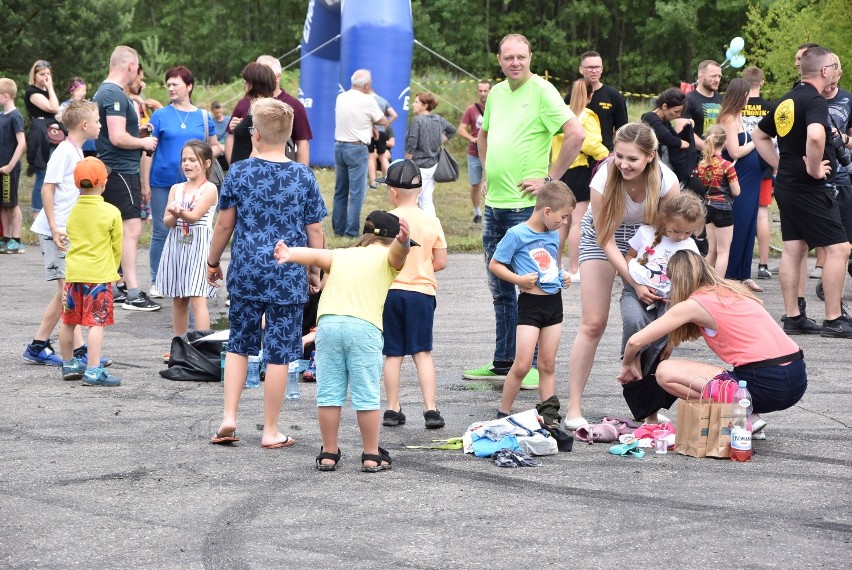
[757,82,835,193]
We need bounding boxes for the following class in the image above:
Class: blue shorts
[315,315,382,410]
[730,358,807,414]
[382,289,436,356]
[467,155,483,185]
[227,296,302,365]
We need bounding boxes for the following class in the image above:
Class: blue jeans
[482,205,535,363]
[332,142,368,237]
[31,168,45,211]
[149,185,171,283]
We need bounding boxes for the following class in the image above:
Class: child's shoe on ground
[383,407,406,427]
[23,340,63,366]
[62,358,86,381]
[73,344,113,367]
[82,367,121,387]
[424,409,445,429]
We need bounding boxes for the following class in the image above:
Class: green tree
[0,0,135,89]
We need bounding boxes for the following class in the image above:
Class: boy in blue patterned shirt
[206,98,327,449]
[489,181,575,424]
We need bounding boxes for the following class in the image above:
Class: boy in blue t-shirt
[488,181,576,425]
[206,98,327,449]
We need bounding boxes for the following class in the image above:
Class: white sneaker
[149,284,164,299]
[809,267,823,279]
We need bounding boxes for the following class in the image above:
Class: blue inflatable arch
[300,0,413,167]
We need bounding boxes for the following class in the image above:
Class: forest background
[1,0,848,100]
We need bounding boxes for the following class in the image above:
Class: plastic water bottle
[730,380,753,462]
[286,361,301,400]
[246,353,261,388]
[220,342,227,382]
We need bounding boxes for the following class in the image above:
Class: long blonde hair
[666,250,760,347]
[569,79,593,117]
[595,123,662,246]
[700,124,727,170]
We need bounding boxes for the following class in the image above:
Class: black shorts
[837,184,852,243]
[368,131,388,154]
[560,165,591,203]
[774,185,848,247]
[1,169,21,207]
[103,172,141,220]
[705,202,733,228]
[517,292,563,329]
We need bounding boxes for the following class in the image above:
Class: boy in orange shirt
[379,159,449,429]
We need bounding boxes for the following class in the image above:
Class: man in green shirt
[463,34,584,388]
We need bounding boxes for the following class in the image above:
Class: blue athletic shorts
[382,289,436,356]
[227,296,302,365]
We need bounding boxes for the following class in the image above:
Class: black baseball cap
[377,159,422,189]
[363,210,420,246]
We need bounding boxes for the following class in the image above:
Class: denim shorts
[315,315,383,410]
[467,155,483,185]
[227,297,302,365]
[730,358,807,414]
[382,289,436,356]
[38,233,66,281]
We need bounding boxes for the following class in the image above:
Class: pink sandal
[601,416,642,435]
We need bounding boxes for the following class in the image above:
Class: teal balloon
[730,54,746,69]
[726,47,735,61]
[730,36,745,53]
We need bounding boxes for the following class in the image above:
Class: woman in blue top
[142,66,223,295]
[717,78,763,292]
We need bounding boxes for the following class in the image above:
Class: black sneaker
[473,214,482,224]
[783,314,822,335]
[781,298,808,323]
[424,409,445,429]
[113,284,127,304]
[383,408,406,427]
[122,291,162,312]
[495,410,509,419]
[757,265,771,279]
[821,316,852,338]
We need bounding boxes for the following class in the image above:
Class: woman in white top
[565,123,681,428]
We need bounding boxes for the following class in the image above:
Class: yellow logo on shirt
[775,99,794,137]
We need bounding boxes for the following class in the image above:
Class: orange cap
[73,156,109,189]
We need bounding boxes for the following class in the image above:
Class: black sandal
[361,447,392,473]
[315,447,341,471]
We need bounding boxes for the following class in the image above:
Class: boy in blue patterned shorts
[206,98,327,449]
[59,157,123,386]
[489,181,575,425]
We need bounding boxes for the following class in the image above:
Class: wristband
[207,260,220,269]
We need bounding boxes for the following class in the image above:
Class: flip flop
[575,423,619,444]
[211,431,239,445]
[608,440,646,458]
[742,279,764,293]
[261,435,296,449]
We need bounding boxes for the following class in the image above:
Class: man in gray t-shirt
[91,46,160,311]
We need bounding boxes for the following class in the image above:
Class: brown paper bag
[674,397,711,458]
[705,378,736,458]
[705,401,734,458]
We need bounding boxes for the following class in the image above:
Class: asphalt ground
[1,250,850,568]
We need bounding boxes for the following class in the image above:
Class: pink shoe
[574,423,620,444]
